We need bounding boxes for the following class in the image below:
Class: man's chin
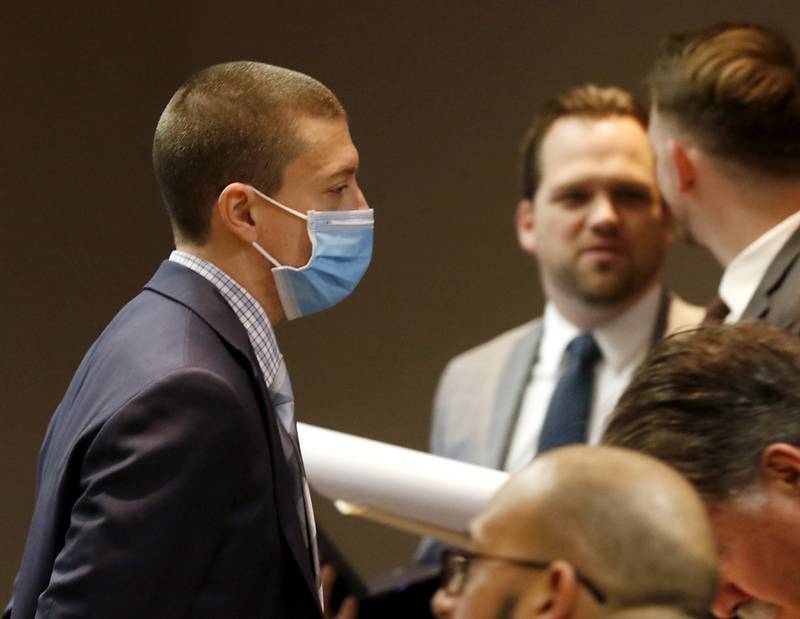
[578,289,635,307]
[573,272,639,307]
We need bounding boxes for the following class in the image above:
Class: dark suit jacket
[742,224,800,333]
[4,261,322,619]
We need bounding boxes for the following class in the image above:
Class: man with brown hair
[647,22,800,330]
[432,446,718,619]
[422,85,700,563]
[604,322,800,619]
[3,62,371,618]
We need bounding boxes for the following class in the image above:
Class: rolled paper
[333,500,473,548]
[297,423,508,539]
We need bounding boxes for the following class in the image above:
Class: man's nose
[586,193,620,231]
[712,582,753,619]
[354,185,370,211]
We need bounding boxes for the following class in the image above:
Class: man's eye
[556,191,590,206]
[613,189,653,206]
[331,185,348,195]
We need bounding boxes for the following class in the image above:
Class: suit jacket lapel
[652,288,670,342]
[742,225,800,319]
[486,321,543,469]
[144,261,321,610]
[145,261,255,359]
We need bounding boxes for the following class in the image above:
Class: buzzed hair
[527,450,716,615]
[649,22,800,177]
[603,322,800,502]
[153,61,345,244]
[519,84,647,200]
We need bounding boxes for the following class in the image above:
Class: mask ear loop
[250,186,308,220]
[249,185,310,268]
[252,241,282,268]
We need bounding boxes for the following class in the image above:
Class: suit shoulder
[435,319,540,397]
[429,320,539,461]
[764,257,800,334]
[55,289,248,434]
[443,319,540,374]
[91,290,203,376]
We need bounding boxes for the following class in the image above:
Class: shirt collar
[169,250,283,387]
[719,209,800,322]
[541,283,662,371]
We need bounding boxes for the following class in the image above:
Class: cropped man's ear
[516,561,578,619]
[760,443,800,497]
[516,199,537,257]
[216,182,260,243]
[658,199,675,248]
[667,140,696,193]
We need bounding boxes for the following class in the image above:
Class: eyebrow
[550,178,654,195]
[321,162,359,182]
[332,165,358,177]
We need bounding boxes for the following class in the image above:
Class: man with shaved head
[432,445,718,619]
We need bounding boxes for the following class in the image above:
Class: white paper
[297,423,508,533]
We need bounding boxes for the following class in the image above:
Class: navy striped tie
[537,333,602,454]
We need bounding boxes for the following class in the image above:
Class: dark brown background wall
[2,0,795,599]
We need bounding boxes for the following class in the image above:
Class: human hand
[321,564,359,619]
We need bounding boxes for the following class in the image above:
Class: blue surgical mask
[250,186,374,320]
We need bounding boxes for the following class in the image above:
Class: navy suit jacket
[4,261,322,618]
[741,223,800,333]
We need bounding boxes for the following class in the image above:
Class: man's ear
[656,197,675,249]
[517,561,578,619]
[216,182,260,243]
[760,443,800,496]
[516,198,537,256]
[667,139,695,193]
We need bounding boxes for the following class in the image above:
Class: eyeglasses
[440,549,607,604]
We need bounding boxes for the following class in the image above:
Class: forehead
[470,502,537,558]
[290,114,359,176]
[538,116,656,189]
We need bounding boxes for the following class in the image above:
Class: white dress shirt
[720,209,800,323]
[504,284,662,472]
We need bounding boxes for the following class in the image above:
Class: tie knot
[703,296,730,325]
[568,333,601,364]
